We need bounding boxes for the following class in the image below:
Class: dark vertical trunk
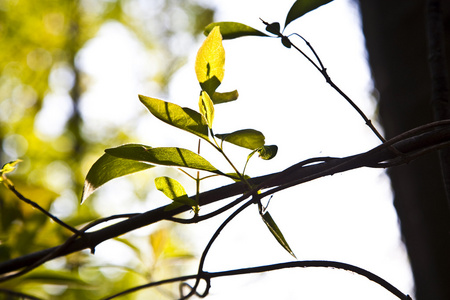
[358,1,450,299]
[426,0,450,206]
[67,2,84,157]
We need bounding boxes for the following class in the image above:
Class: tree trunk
[358,1,450,299]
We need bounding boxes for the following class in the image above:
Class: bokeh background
[0,0,415,299]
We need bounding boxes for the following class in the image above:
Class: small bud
[265,22,281,36]
[281,36,292,48]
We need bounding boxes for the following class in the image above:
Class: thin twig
[0,214,137,283]
[5,182,80,234]
[289,37,387,143]
[260,19,387,143]
[103,260,412,300]
[179,199,255,299]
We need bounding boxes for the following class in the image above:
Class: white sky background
[67,0,415,299]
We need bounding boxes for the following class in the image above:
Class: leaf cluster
[78,21,300,265]
[79,0,346,275]
[82,27,278,210]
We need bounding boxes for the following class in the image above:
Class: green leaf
[195,26,225,96]
[285,0,334,29]
[215,129,265,150]
[155,176,197,207]
[105,144,223,175]
[211,90,239,104]
[139,94,209,141]
[81,150,154,203]
[155,176,187,200]
[262,212,296,258]
[199,91,214,128]
[204,22,269,39]
[258,145,278,160]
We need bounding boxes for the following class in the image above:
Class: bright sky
[54,0,415,299]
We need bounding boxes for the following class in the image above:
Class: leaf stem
[261,19,387,143]
[288,36,387,143]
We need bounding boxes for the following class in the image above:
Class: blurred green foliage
[0,0,214,298]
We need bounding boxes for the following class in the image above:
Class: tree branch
[1,121,449,277]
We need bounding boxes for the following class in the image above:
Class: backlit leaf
[285,0,334,29]
[105,144,223,174]
[0,159,22,175]
[139,94,209,141]
[211,90,239,104]
[215,129,265,150]
[1,159,22,184]
[195,26,225,96]
[262,212,296,258]
[258,145,278,160]
[204,22,268,39]
[81,150,154,203]
[199,91,214,128]
[155,176,197,207]
[155,176,187,199]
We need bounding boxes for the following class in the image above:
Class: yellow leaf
[199,91,215,128]
[195,26,225,95]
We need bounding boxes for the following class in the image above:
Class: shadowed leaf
[265,22,281,36]
[285,0,334,29]
[195,26,225,96]
[105,144,223,175]
[211,90,239,104]
[258,145,278,160]
[215,129,265,150]
[282,36,292,48]
[204,22,268,39]
[139,95,209,141]
[81,149,154,203]
[262,212,296,258]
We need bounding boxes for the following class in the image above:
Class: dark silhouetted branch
[1,121,449,278]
